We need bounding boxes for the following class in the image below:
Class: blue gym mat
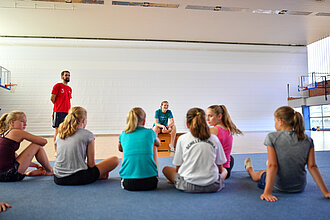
[0,152,329,220]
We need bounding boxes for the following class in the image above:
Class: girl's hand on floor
[324,192,330,199]
[0,202,11,213]
[260,193,278,202]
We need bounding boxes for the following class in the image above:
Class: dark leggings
[121,176,158,191]
[224,155,234,179]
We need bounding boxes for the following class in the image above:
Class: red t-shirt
[52,83,72,113]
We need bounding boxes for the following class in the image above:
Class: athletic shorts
[159,126,169,133]
[174,173,224,193]
[121,176,158,191]
[54,166,100,185]
[0,161,25,182]
[52,112,68,128]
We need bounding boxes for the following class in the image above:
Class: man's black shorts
[52,112,68,128]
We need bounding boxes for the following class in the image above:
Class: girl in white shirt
[162,108,227,193]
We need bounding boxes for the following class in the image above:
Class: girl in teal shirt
[118,107,160,191]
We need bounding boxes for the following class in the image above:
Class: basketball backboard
[0,66,12,91]
[298,72,329,91]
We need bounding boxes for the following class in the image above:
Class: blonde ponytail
[0,111,26,133]
[58,106,87,139]
[125,107,146,133]
[0,113,9,134]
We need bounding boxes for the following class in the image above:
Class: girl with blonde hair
[163,108,227,193]
[206,105,242,179]
[54,106,119,185]
[245,106,330,201]
[0,111,53,182]
[118,107,160,191]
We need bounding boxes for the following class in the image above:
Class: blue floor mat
[0,152,329,220]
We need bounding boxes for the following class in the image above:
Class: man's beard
[64,78,70,83]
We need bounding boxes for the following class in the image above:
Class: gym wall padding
[0,37,307,135]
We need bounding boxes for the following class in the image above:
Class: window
[309,104,330,129]
[307,36,330,75]
[310,106,322,117]
[293,107,302,115]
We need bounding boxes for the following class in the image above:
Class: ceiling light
[186,5,248,12]
[214,6,221,11]
[142,2,150,7]
[277,9,288,15]
[33,0,104,4]
[112,1,179,8]
[315,12,330,16]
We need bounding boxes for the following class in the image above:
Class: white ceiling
[0,0,329,45]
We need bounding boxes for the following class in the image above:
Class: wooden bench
[158,133,184,151]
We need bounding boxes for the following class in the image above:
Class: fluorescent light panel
[315,12,330,16]
[112,1,179,8]
[185,5,248,12]
[34,0,104,4]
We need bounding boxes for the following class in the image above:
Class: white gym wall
[0,37,307,135]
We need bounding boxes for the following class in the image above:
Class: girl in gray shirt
[54,106,119,185]
[244,106,330,202]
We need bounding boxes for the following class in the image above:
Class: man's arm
[50,94,56,104]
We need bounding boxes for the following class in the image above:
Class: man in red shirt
[51,70,72,154]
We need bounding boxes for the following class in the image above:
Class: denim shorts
[257,172,305,193]
[257,172,267,189]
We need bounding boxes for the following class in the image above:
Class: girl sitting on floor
[118,107,160,191]
[0,111,53,182]
[245,106,330,202]
[206,105,242,179]
[163,108,227,193]
[53,106,119,185]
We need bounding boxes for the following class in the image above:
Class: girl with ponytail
[118,107,160,191]
[206,105,242,179]
[54,106,119,185]
[0,111,53,182]
[245,106,330,202]
[163,108,227,193]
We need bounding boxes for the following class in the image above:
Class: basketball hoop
[298,86,307,90]
[5,84,18,93]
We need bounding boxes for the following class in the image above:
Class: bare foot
[25,168,47,176]
[45,170,54,176]
[98,172,109,180]
[166,179,174,184]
